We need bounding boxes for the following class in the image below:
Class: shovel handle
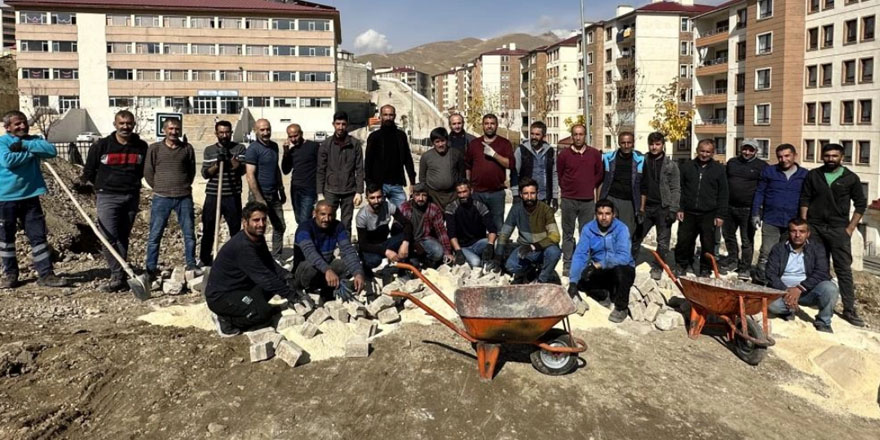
[211,160,224,257]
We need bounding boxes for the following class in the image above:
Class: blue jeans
[419,237,445,263]
[767,280,839,327]
[383,184,406,208]
[147,195,196,271]
[290,187,317,226]
[505,244,562,283]
[474,190,506,233]
[461,238,489,268]
[361,232,406,275]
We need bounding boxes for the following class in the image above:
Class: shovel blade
[129,275,150,301]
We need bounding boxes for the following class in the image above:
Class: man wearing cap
[799,143,867,327]
[720,139,766,278]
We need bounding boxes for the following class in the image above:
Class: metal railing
[700,57,728,67]
[695,118,727,126]
[698,25,729,38]
[696,88,728,96]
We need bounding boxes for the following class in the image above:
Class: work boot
[673,265,687,278]
[718,257,736,273]
[736,264,751,281]
[813,322,834,334]
[650,266,663,281]
[37,273,70,288]
[185,264,203,277]
[697,268,712,278]
[840,309,866,327]
[0,273,19,289]
[511,273,528,285]
[608,307,628,323]
[211,313,240,338]
[101,275,128,293]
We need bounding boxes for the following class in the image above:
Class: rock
[275,340,305,367]
[162,280,185,295]
[654,310,684,331]
[249,341,274,362]
[293,302,312,317]
[170,266,186,283]
[575,300,588,316]
[186,275,204,293]
[275,315,305,331]
[366,295,395,317]
[403,279,423,293]
[644,302,661,322]
[438,264,453,276]
[354,318,378,338]
[300,322,320,339]
[345,302,366,319]
[307,307,331,325]
[629,302,647,322]
[207,423,226,434]
[330,307,350,323]
[377,307,400,324]
[381,281,402,294]
[345,336,370,357]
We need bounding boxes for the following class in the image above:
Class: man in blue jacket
[751,144,807,284]
[599,132,643,253]
[568,199,635,323]
[765,218,838,333]
[0,111,69,289]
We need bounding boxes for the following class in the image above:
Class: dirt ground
[1,257,879,439]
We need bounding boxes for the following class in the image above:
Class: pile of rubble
[628,273,686,331]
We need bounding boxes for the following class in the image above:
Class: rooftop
[633,1,716,16]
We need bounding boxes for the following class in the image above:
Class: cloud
[353,29,392,54]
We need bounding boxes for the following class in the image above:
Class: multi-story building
[432,68,457,113]
[1,5,15,50]
[520,45,548,139]
[9,0,340,139]
[336,49,373,93]
[578,22,608,148]
[472,43,527,135]
[544,35,580,145]
[374,66,430,97]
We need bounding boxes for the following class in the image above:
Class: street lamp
[579,0,590,144]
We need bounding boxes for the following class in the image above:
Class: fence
[51,141,92,165]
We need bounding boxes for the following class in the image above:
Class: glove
[296,289,316,310]
[7,140,24,153]
[568,282,580,299]
[481,245,494,262]
[216,148,230,162]
[482,143,496,158]
[665,210,677,225]
[582,263,598,281]
[517,244,534,258]
[334,282,355,302]
[72,177,92,194]
[636,210,646,225]
[278,187,287,204]
[549,199,559,211]
[454,250,466,265]
[752,216,762,230]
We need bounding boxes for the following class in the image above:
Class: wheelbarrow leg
[476,342,501,381]
[688,306,707,340]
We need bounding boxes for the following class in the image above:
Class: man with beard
[495,177,561,284]
[569,199,635,323]
[557,124,603,276]
[719,139,766,277]
[599,132,643,251]
[245,118,286,259]
[512,121,558,209]
[674,139,728,277]
[356,183,413,278]
[419,127,465,208]
[365,105,416,208]
[446,113,475,155]
[0,110,70,289]
[751,143,807,284]
[800,143,867,327]
[291,200,365,300]
[281,123,320,226]
[317,111,364,236]
[199,120,246,266]
[444,180,497,268]
[465,114,515,232]
[204,202,313,337]
[636,132,680,280]
[80,110,147,291]
[144,118,198,278]
[399,183,454,268]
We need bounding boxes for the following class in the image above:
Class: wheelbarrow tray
[679,276,784,315]
[455,284,576,343]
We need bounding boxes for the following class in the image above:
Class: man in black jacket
[81,110,148,292]
[317,111,364,236]
[199,120,246,266]
[365,105,416,208]
[281,123,319,226]
[799,143,867,327]
[637,132,680,280]
[765,218,838,333]
[446,113,475,155]
[721,139,766,277]
[674,139,728,277]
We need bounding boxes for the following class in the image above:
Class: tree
[21,85,60,140]
[465,93,485,133]
[603,67,644,148]
[563,114,585,131]
[0,55,18,113]
[649,78,694,144]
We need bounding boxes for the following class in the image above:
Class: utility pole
[410,73,416,143]
[579,0,590,145]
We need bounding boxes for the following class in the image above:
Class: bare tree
[603,67,645,148]
[21,85,60,140]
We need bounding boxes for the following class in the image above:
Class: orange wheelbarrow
[388,263,587,380]
[651,251,784,365]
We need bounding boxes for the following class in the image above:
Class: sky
[328,0,728,54]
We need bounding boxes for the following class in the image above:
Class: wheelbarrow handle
[388,290,477,344]
[536,336,588,354]
[703,252,721,279]
[391,263,456,309]
[649,250,684,294]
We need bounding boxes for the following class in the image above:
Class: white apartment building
[545,35,580,145]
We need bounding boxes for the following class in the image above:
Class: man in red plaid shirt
[399,183,454,268]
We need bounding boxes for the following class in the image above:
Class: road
[372,78,446,141]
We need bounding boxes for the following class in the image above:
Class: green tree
[649,78,694,143]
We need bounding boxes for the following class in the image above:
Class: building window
[756,33,772,54]
[605,92,612,105]
[219,70,243,81]
[805,139,816,162]
[680,42,689,56]
[50,13,76,25]
[133,15,159,27]
[273,71,297,82]
[108,69,133,80]
[273,97,297,108]
[164,16,187,28]
[136,69,161,81]
[106,15,129,26]
[824,0,835,10]
[755,103,771,124]
[860,99,873,123]
[737,41,746,60]
[736,73,745,92]
[244,18,269,29]
[274,45,296,56]
[807,28,818,50]
[107,42,132,54]
[756,139,770,159]
[864,16,876,41]
[136,96,161,107]
[247,71,269,82]
[679,64,688,78]
[300,19,330,31]
[301,46,331,57]
[681,17,690,32]
[809,0,820,13]
[219,18,241,29]
[820,101,832,124]
[20,40,48,52]
[757,0,773,19]
[587,72,593,85]
[163,43,187,55]
[300,97,333,108]
[190,17,214,29]
[858,141,871,164]
[53,68,77,80]
[247,97,270,107]
[715,137,727,155]
[300,71,331,82]
[58,96,79,113]
[806,65,817,87]
[822,24,834,48]
[31,96,49,108]
[135,42,161,54]
[755,68,771,90]
[19,11,47,24]
[587,51,593,65]
[845,19,858,45]
[606,70,612,82]
[821,63,832,86]
[736,8,747,28]
[191,44,216,55]
[245,45,269,56]
[273,19,296,30]
[164,70,187,81]
[736,105,745,125]
[843,59,856,84]
[587,31,594,43]
[52,41,77,52]
[191,70,216,81]
[861,58,874,82]
[819,139,830,153]
[214,44,239,56]
[842,100,855,124]
[605,48,612,61]
[108,96,134,107]
[805,102,817,124]
[842,140,854,163]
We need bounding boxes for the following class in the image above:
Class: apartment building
[472,43,528,133]
[1,5,14,50]
[577,22,608,148]
[519,45,548,139]
[544,35,580,145]
[432,67,457,113]
[337,49,373,93]
[9,0,340,138]
[375,66,430,97]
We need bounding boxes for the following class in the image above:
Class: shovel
[211,159,224,258]
[43,162,150,300]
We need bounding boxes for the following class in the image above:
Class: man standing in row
[446,113,474,155]
[82,110,147,292]
[317,111,364,236]
[281,123,320,227]
[144,118,197,278]
[245,119,286,259]
[557,124,603,275]
[637,132,680,280]
[600,131,643,249]
[399,184,454,267]
[800,143,867,327]
[465,114,515,233]
[513,121,558,209]
[366,104,416,208]
[445,180,497,268]
[419,127,465,209]
[496,178,561,284]
[199,120,245,266]
[720,139,766,278]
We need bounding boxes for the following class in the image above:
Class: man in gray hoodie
[512,121,559,209]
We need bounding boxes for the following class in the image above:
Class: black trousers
[576,265,635,310]
[293,258,350,297]
[675,211,717,272]
[810,223,856,311]
[721,206,755,268]
[199,194,242,265]
[634,204,673,265]
[207,286,276,330]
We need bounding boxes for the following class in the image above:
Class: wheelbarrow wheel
[733,316,767,366]
[530,329,578,376]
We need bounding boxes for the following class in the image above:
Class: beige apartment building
[9,0,340,139]
[375,66,430,97]
[1,5,14,51]
[432,63,473,118]
[543,35,580,145]
[519,45,548,139]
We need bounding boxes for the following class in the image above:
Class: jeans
[810,223,856,312]
[675,211,717,272]
[199,193,242,265]
[768,280,839,327]
[473,190,506,233]
[722,206,756,270]
[361,232,406,274]
[0,197,53,277]
[383,184,407,208]
[249,192,286,259]
[576,265,635,310]
[206,285,277,330]
[147,195,196,271]
[461,238,489,268]
[96,192,139,279]
[325,192,355,236]
[291,187,317,226]
[561,198,595,271]
[756,224,787,272]
[635,204,672,268]
[415,237,445,266]
[505,244,562,283]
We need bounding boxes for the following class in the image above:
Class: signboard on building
[155,112,184,139]
[197,90,240,97]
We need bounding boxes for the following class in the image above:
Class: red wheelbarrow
[651,251,784,365]
[387,263,587,380]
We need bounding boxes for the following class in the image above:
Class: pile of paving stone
[628,273,686,331]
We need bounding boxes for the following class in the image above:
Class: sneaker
[211,313,241,338]
[840,309,866,327]
[599,297,613,309]
[737,270,751,281]
[697,268,712,278]
[185,264,204,277]
[608,307,628,323]
[101,276,128,293]
[813,322,834,333]
[0,274,19,289]
[37,273,71,288]
[719,258,737,272]
[650,266,663,281]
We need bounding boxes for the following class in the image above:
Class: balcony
[694,88,727,105]
[695,26,729,48]
[616,100,635,111]
[617,55,634,68]
[694,118,727,134]
[696,57,728,77]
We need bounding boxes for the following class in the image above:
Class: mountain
[356,33,561,76]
